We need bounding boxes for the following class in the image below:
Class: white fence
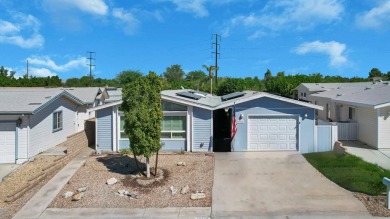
[316,120,338,152]
[333,122,358,140]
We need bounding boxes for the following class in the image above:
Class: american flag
[231,103,237,139]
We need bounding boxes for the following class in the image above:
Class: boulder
[72,192,84,201]
[191,193,206,200]
[181,185,190,194]
[177,161,186,166]
[170,186,177,195]
[128,191,139,199]
[76,187,87,193]
[63,191,73,198]
[106,178,118,185]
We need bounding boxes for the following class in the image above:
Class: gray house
[0,87,108,164]
[92,89,323,153]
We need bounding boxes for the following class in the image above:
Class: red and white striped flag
[231,103,237,139]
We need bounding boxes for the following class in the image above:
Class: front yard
[50,152,214,208]
[304,152,390,217]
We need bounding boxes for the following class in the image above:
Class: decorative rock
[106,177,118,185]
[181,185,190,194]
[128,191,139,199]
[191,192,206,200]
[63,191,73,198]
[72,192,84,201]
[170,186,177,195]
[76,187,87,193]
[118,189,126,195]
[177,161,186,166]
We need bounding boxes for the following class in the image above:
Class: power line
[87,51,96,86]
[212,34,221,85]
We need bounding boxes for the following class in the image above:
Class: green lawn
[303,152,390,195]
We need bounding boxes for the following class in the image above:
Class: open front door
[213,108,232,152]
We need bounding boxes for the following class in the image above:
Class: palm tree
[202,65,218,95]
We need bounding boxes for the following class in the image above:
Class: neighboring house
[0,89,84,164]
[295,81,390,149]
[91,90,323,154]
[0,87,110,164]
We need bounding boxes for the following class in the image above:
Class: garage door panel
[0,123,16,164]
[248,116,297,151]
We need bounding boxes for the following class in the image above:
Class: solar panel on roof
[176,91,202,100]
[221,92,246,101]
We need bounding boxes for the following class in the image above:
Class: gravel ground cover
[50,152,214,208]
[355,193,390,217]
[0,155,63,219]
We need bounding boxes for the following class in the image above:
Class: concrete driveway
[212,152,370,218]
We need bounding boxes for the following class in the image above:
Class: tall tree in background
[122,72,163,178]
[216,78,245,96]
[368,68,382,79]
[116,70,143,85]
[185,70,207,90]
[203,65,218,94]
[163,64,185,82]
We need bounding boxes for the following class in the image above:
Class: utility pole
[87,51,96,86]
[26,59,29,79]
[212,34,220,85]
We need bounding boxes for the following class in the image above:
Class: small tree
[202,65,218,94]
[116,70,143,85]
[163,64,185,82]
[122,72,163,178]
[215,78,246,96]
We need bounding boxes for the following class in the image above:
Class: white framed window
[349,107,355,120]
[161,115,186,139]
[53,111,63,132]
[303,92,306,97]
[162,101,187,111]
[119,116,128,139]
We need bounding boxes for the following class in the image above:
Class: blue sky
[1,0,390,80]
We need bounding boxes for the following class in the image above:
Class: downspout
[27,115,30,160]
[15,120,18,162]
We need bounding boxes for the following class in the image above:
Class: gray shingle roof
[296,82,377,92]
[0,89,84,114]
[309,81,390,108]
[59,87,102,104]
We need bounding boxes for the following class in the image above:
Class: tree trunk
[146,156,150,178]
[154,151,159,176]
[132,153,143,176]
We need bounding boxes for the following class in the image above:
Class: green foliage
[116,70,143,85]
[119,148,131,155]
[121,72,163,158]
[185,70,208,90]
[304,152,390,195]
[0,66,63,87]
[368,68,382,78]
[216,78,245,96]
[163,64,185,82]
[64,76,119,87]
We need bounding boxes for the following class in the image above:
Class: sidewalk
[13,147,94,219]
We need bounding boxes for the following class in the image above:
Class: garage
[248,116,298,151]
[0,123,16,164]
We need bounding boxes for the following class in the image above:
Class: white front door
[0,123,16,163]
[248,116,297,151]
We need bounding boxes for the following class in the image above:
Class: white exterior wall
[378,106,390,149]
[76,105,95,131]
[356,107,378,148]
[17,117,29,163]
[29,97,78,157]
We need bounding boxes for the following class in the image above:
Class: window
[53,111,63,132]
[303,92,306,97]
[349,107,355,120]
[120,116,128,139]
[301,92,303,97]
[162,101,187,111]
[161,116,186,139]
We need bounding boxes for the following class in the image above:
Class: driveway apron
[212,152,370,217]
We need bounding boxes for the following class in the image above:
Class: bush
[119,148,131,155]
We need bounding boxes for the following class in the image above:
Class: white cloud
[29,67,57,77]
[42,0,108,16]
[0,13,44,48]
[293,40,347,67]
[28,56,87,72]
[169,0,208,17]
[112,8,140,35]
[226,0,344,36]
[356,1,390,30]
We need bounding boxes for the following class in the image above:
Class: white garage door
[0,123,16,163]
[248,116,297,151]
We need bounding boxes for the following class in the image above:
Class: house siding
[76,105,93,131]
[29,97,78,157]
[378,106,390,149]
[192,107,212,152]
[17,117,29,162]
[356,107,378,148]
[96,107,113,151]
[233,97,315,153]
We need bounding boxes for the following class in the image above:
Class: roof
[295,82,377,92]
[161,90,323,110]
[0,89,84,115]
[309,81,390,109]
[105,88,122,103]
[59,87,106,104]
